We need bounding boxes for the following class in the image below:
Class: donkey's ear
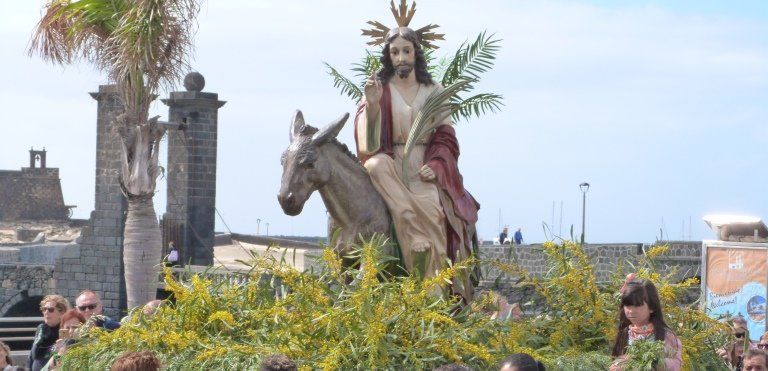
[311,112,349,145]
[290,110,306,142]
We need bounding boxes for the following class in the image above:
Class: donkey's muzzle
[278,192,302,216]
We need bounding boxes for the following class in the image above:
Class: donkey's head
[278,110,349,215]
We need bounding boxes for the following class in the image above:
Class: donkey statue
[278,110,394,260]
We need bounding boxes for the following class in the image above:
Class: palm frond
[351,50,381,81]
[29,0,199,120]
[451,93,504,122]
[430,55,452,84]
[350,51,381,93]
[324,62,363,103]
[441,31,501,86]
[401,78,474,187]
[423,46,437,74]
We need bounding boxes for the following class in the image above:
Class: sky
[1,0,766,244]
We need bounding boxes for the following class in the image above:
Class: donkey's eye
[299,157,315,168]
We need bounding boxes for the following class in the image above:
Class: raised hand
[364,72,383,105]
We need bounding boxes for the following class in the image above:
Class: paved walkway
[213,241,317,272]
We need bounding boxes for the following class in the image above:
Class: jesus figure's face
[389,36,415,79]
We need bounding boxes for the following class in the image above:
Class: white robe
[356,82,451,278]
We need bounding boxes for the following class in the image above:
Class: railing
[0,316,42,355]
[158,265,253,290]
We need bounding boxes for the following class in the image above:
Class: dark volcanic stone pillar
[162,72,225,266]
[54,85,127,317]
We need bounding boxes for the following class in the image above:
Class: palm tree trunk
[123,194,162,309]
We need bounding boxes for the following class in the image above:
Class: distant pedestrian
[499,227,510,245]
[165,241,179,267]
[514,228,523,245]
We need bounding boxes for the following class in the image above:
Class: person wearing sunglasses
[28,295,69,371]
[75,289,120,330]
[758,332,768,352]
[717,315,759,370]
[40,309,86,371]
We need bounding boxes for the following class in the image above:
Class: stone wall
[479,241,701,284]
[477,241,702,308]
[0,167,68,221]
[0,264,55,315]
[53,85,127,317]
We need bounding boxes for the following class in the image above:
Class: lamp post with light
[580,182,590,245]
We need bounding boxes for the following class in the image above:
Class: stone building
[0,149,71,221]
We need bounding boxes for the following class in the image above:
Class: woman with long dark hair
[610,275,682,370]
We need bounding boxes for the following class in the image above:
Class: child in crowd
[610,274,682,371]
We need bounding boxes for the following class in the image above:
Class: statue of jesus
[354,25,479,301]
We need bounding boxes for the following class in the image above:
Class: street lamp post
[266,222,270,236]
[580,182,590,245]
[256,218,261,235]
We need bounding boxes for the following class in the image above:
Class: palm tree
[29,0,200,309]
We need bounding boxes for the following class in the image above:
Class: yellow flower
[207,311,235,327]
[196,346,228,361]
[645,244,669,259]
[322,248,343,278]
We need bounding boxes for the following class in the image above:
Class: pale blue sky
[1,1,766,243]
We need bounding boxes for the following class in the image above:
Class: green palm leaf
[451,93,504,122]
[351,51,381,82]
[401,78,474,187]
[441,31,501,86]
[324,62,364,102]
[430,55,452,84]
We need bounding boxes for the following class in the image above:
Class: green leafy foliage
[622,339,667,370]
[324,62,363,102]
[60,238,731,370]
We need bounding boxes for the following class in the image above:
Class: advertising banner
[704,241,768,341]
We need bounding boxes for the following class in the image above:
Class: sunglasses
[735,332,745,339]
[77,303,98,312]
[759,344,768,350]
[41,306,57,313]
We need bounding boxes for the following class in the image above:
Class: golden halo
[361,0,445,49]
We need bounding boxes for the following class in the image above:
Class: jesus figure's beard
[396,64,414,79]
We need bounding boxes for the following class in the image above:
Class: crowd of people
[26,290,121,371]
[716,314,768,371]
